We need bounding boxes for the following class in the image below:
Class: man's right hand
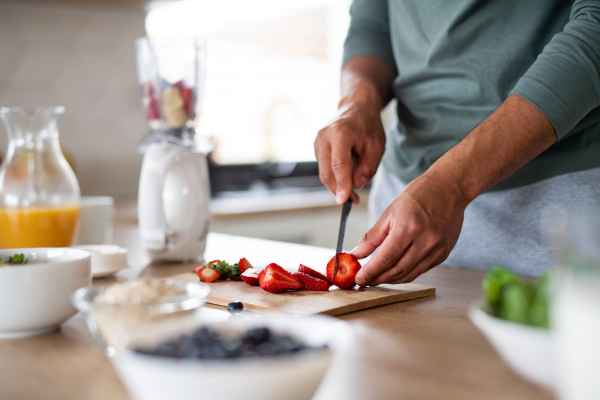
[314,57,397,204]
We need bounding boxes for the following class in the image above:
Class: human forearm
[314,56,396,204]
[339,56,396,112]
[422,94,557,205]
[352,94,557,286]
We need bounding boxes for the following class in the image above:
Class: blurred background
[0,0,369,248]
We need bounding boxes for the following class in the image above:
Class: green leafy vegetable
[0,253,28,266]
[193,259,242,281]
[482,266,550,329]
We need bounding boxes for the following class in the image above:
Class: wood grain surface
[0,201,554,400]
[170,272,435,316]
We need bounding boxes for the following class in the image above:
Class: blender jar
[0,106,81,248]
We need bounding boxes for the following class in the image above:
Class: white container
[469,303,555,389]
[110,314,352,400]
[553,272,600,400]
[0,248,91,338]
[74,196,115,245]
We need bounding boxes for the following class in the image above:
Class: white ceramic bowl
[0,248,91,338]
[110,313,353,400]
[71,279,211,356]
[469,303,555,389]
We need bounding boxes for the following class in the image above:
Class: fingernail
[350,246,358,254]
[335,191,345,204]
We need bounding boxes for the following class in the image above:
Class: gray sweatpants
[368,165,600,276]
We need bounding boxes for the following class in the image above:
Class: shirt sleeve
[510,0,600,140]
[342,0,397,73]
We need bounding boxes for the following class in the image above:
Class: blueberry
[257,342,276,356]
[227,301,244,314]
[245,327,270,345]
[154,342,178,357]
[273,335,299,354]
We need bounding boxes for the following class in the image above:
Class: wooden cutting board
[169,272,435,316]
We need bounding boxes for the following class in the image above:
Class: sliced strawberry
[241,268,261,286]
[180,87,193,116]
[207,260,221,267]
[172,80,184,90]
[193,265,203,274]
[293,272,329,291]
[146,97,161,120]
[238,257,253,272]
[298,264,332,285]
[259,263,302,294]
[326,253,361,289]
[197,267,220,283]
[141,81,155,97]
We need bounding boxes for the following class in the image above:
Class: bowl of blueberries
[109,307,353,400]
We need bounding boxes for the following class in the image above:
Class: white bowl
[71,279,211,355]
[110,313,352,400]
[0,248,92,338]
[469,303,555,389]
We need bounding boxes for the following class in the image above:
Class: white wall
[0,3,147,199]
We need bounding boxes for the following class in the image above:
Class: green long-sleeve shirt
[343,0,600,191]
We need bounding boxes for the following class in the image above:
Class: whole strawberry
[326,253,361,289]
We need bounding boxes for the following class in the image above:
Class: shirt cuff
[343,30,397,73]
[510,76,575,140]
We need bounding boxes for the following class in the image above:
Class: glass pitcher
[0,106,80,248]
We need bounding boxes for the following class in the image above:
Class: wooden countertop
[0,203,554,400]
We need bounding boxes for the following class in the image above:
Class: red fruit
[141,81,155,97]
[207,260,221,267]
[238,257,253,272]
[193,266,203,274]
[259,263,302,294]
[172,80,184,90]
[198,267,220,283]
[180,87,193,116]
[326,253,361,289]
[293,272,329,291]
[146,97,161,120]
[298,264,331,285]
[241,268,261,286]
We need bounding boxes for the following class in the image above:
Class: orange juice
[0,205,80,248]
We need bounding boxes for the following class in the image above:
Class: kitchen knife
[332,152,358,281]
[332,199,352,280]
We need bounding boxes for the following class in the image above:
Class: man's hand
[353,175,466,285]
[315,57,396,204]
[352,94,557,285]
[315,104,386,204]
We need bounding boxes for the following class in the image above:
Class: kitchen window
[146,0,351,196]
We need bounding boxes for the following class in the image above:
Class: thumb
[350,217,390,260]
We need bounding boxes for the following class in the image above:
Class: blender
[135,37,212,262]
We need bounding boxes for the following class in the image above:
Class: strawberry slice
[298,264,332,285]
[193,265,203,274]
[241,268,261,286]
[207,260,221,267]
[326,253,361,289]
[180,87,193,116]
[259,263,302,294]
[293,272,329,291]
[238,257,253,272]
[197,267,220,283]
[146,97,161,120]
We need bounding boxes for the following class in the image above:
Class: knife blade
[332,198,352,280]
